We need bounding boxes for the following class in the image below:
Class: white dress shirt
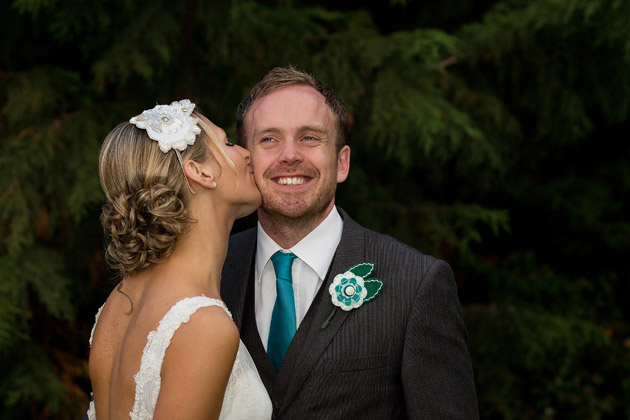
[255,206,343,350]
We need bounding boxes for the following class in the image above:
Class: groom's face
[243,85,350,221]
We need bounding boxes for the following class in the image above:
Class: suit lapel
[221,229,257,330]
[278,209,365,414]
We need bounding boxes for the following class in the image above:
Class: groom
[221,67,479,419]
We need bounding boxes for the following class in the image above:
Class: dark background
[1,0,629,418]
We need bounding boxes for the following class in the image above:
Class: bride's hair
[98,109,233,277]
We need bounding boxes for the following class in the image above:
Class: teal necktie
[267,251,298,371]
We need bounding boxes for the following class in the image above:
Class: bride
[87,100,271,419]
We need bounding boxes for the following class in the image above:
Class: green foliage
[10,0,53,15]
[1,0,629,418]
[463,251,630,419]
[0,341,82,419]
[91,4,182,91]
[0,9,105,414]
[465,303,619,420]
[459,0,630,141]
[342,194,510,261]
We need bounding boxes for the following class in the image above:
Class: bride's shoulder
[164,298,239,363]
[157,298,240,413]
[177,298,237,335]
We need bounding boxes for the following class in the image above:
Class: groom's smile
[274,176,307,186]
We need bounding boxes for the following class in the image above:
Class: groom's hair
[236,66,348,152]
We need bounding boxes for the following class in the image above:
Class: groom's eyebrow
[254,125,328,137]
[297,126,327,136]
[253,127,281,138]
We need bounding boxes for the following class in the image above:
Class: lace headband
[129,100,201,194]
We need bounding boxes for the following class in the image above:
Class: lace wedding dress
[87,296,272,420]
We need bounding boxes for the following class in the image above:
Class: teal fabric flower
[330,272,368,311]
[322,263,385,329]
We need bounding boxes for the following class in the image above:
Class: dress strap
[142,296,230,365]
[130,296,230,419]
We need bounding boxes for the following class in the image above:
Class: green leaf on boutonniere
[348,262,374,278]
[363,279,384,303]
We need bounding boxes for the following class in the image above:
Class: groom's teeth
[277,177,305,186]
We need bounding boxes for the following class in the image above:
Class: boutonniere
[321,262,384,329]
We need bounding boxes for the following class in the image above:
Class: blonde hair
[99,109,235,277]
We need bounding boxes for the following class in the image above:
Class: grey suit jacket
[221,208,479,419]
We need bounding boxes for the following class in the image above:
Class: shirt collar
[256,206,344,282]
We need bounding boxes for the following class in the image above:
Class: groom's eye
[258,137,278,146]
[225,142,235,147]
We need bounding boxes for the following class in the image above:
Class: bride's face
[201,116,262,217]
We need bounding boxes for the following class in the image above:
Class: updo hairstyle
[99,109,234,277]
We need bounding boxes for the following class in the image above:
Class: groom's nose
[277,139,303,165]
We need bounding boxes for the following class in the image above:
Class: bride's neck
[159,205,234,298]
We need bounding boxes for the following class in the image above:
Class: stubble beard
[258,179,337,239]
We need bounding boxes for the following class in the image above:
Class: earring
[212,181,217,188]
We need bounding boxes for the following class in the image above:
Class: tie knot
[271,251,297,281]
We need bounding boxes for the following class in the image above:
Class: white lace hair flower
[129,99,202,153]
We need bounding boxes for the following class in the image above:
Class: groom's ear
[183,160,217,189]
[336,145,350,183]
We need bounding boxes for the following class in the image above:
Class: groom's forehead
[245,87,335,136]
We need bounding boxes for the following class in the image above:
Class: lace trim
[218,342,273,420]
[87,399,96,420]
[130,296,229,420]
[89,304,105,348]
[87,305,103,419]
